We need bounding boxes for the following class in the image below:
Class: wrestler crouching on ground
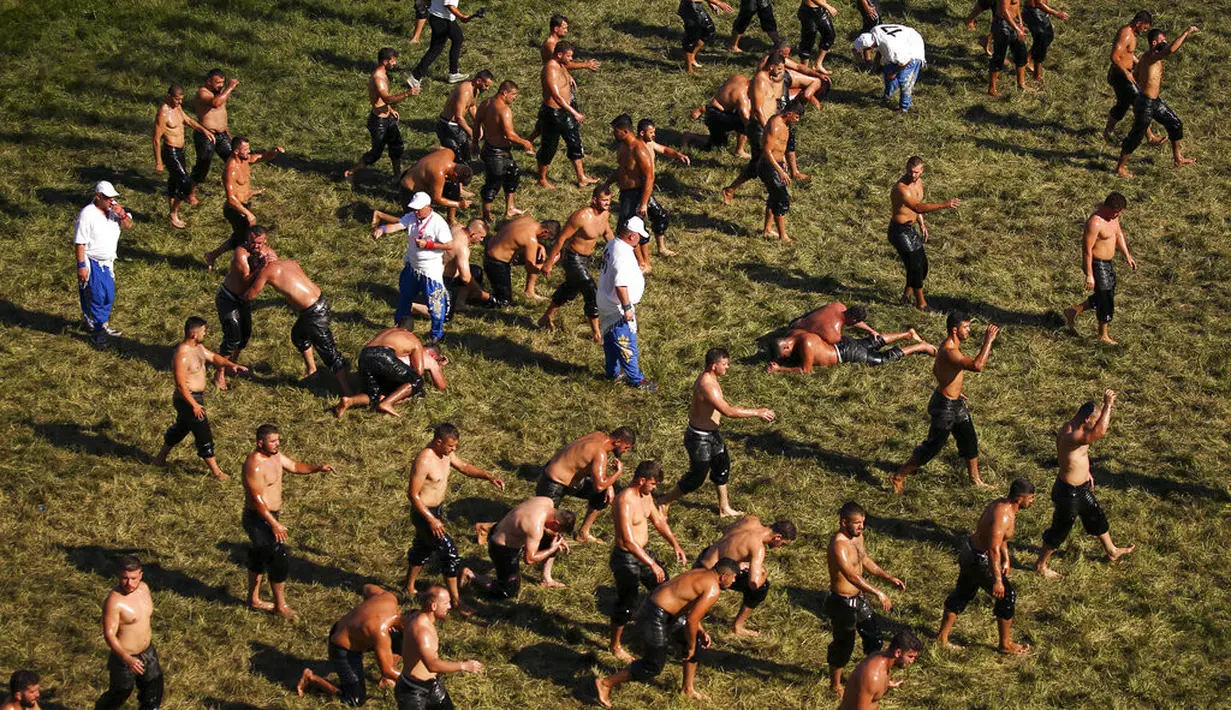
[465,497,575,595]
[297,585,404,705]
[332,323,447,418]
[695,514,797,635]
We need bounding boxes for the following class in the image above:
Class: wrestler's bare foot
[1175,156,1196,167]
[1148,134,1167,146]
[971,476,993,489]
[152,454,168,468]
[988,87,1002,98]
[610,645,634,663]
[721,187,735,204]
[505,208,526,218]
[169,215,187,229]
[595,677,613,708]
[1019,82,1038,93]
[1114,166,1135,179]
[187,192,199,206]
[1035,562,1062,580]
[830,682,844,698]
[575,532,604,544]
[332,399,350,418]
[249,599,275,612]
[719,506,745,518]
[524,290,546,302]
[343,169,356,181]
[1063,307,1077,331]
[817,65,831,75]
[1107,543,1136,562]
[909,328,922,342]
[690,106,705,121]
[729,43,744,53]
[939,638,964,651]
[203,251,218,270]
[274,605,298,620]
[538,178,557,190]
[577,176,600,187]
[780,234,793,244]
[1099,334,1119,345]
[683,689,710,702]
[459,568,476,588]
[999,641,1031,655]
[474,523,491,545]
[733,624,760,637]
[890,473,906,495]
[791,171,810,181]
[736,150,751,159]
[540,578,567,589]
[297,668,313,696]
[211,469,231,481]
[659,247,679,257]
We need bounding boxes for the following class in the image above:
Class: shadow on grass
[675,210,748,236]
[309,48,372,74]
[217,541,376,593]
[0,129,127,154]
[31,420,153,464]
[735,262,887,303]
[202,699,266,710]
[447,496,510,526]
[963,105,1098,138]
[587,47,677,72]
[0,300,174,372]
[974,138,1104,171]
[337,201,377,227]
[449,332,584,376]
[274,152,345,183]
[865,515,965,550]
[1092,464,1230,504]
[737,431,889,487]
[118,242,203,272]
[355,280,399,310]
[705,647,812,682]
[60,544,243,606]
[926,294,1064,330]
[496,459,544,484]
[510,641,597,702]
[249,641,326,692]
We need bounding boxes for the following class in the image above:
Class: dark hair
[592,183,612,199]
[247,224,268,242]
[1009,478,1036,500]
[184,315,208,335]
[425,342,445,361]
[117,555,142,572]
[636,117,655,133]
[889,630,923,653]
[1147,28,1165,44]
[906,155,924,170]
[552,508,577,534]
[770,520,798,541]
[418,584,448,609]
[167,83,184,96]
[498,79,519,93]
[256,423,280,440]
[610,426,637,447]
[845,305,867,323]
[772,37,792,52]
[1104,192,1128,210]
[9,670,39,696]
[946,310,969,333]
[378,47,399,63]
[1076,401,1097,421]
[537,219,561,239]
[553,40,574,56]
[1132,11,1153,25]
[633,460,664,483]
[714,557,741,576]
[765,53,786,68]
[839,501,866,520]
[474,69,494,82]
[433,422,460,442]
[782,98,807,117]
[232,135,250,149]
[206,68,225,81]
[549,13,569,29]
[705,347,730,368]
[454,164,474,185]
[610,113,634,131]
[397,315,415,330]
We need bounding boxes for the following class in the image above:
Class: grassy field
[2,0,1230,707]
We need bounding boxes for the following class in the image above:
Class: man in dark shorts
[679,0,734,74]
[769,302,936,372]
[964,0,995,57]
[937,479,1036,654]
[1102,12,1153,142]
[204,137,284,269]
[825,501,905,696]
[1034,391,1135,578]
[609,113,669,270]
[152,317,246,480]
[695,515,796,635]
[729,0,781,53]
[398,147,473,226]
[396,586,484,709]
[212,226,265,390]
[242,424,334,618]
[594,560,739,706]
[537,42,599,189]
[191,68,238,187]
[1023,0,1069,85]
[483,216,559,306]
[891,312,998,493]
[720,54,785,202]
[757,98,804,242]
[472,80,535,222]
[464,497,575,597]
[152,84,213,229]
[344,48,419,182]
[297,585,404,706]
[332,325,448,418]
[798,0,839,73]
[987,0,1032,97]
[436,69,492,163]
[658,348,775,519]
[242,245,352,393]
[608,462,689,662]
[97,556,163,710]
[681,74,750,156]
[406,423,504,615]
[539,185,614,342]
[1113,25,1199,178]
[888,156,961,310]
[1062,192,1136,345]
[537,428,637,543]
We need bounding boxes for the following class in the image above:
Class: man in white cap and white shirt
[597,216,657,391]
[372,191,454,342]
[74,181,134,346]
[854,24,927,112]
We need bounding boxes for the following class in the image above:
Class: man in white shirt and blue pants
[855,24,927,112]
[375,191,454,342]
[74,181,133,346]
[597,216,658,392]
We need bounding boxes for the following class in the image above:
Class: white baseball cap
[623,215,649,238]
[95,181,120,198]
[853,32,877,52]
[407,192,432,210]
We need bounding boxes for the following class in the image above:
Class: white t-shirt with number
[871,24,926,66]
[400,210,454,283]
[430,0,459,21]
[597,238,644,333]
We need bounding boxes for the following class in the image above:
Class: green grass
[2,0,1230,707]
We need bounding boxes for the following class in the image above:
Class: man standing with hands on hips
[375,192,454,343]
[597,217,657,392]
[74,181,133,347]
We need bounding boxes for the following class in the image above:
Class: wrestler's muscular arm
[152,106,168,171]
[634,143,655,217]
[375,72,416,119]
[524,526,568,565]
[700,374,775,421]
[1162,26,1200,57]
[546,63,584,122]
[541,213,581,277]
[199,346,248,397]
[837,541,892,611]
[949,325,999,374]
[1115,220,1137,271]
[449,451,506,489]
[1078,391,1116,445]
[861,550,906,591]
[373,630,402,684]
[1034,0,1068,21]
[615,493,667,582]
[998,0,1026,39]
[1082,216,1099,290]
[501,102,536,154]
[988,508,1011,597]
[764,122,791,185]
[649,503,688,565]
[281,453,332,476]
[683,584,722,663]
[413,618,483,674]
[241,262,273,302]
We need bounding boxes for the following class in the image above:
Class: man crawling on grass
[767,302,936,373]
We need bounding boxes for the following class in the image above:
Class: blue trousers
[603,320,644,386]
[395,264,448,341]
[884,59,922,111]
[78,259,115,332]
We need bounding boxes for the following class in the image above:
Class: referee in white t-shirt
[74,181,134,346]
[597,216,658,391]
[408,0,474,88]
[854,24,927,112]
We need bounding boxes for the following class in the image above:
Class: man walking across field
[888,156,961,310]
[344,48,419,182]
[472,80,536,222]
[74,181,133,347]
[191,69,238,188]
[152,84,214,228]
[537,42,599,189]
[597,217,657,391]
[1113,25,1199,178]
[203,137,284,269]
[538,185,615,343]
[1062,192,1136,345]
